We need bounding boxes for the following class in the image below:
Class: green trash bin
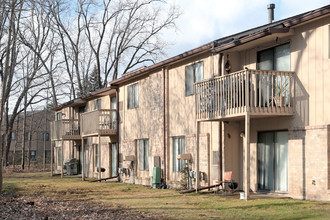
[152,166,161,188]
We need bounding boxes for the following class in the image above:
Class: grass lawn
[3,172,330,219]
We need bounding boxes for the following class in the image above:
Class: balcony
[80,109,117,137]
[194,69,295,121]
[50,119,80,141]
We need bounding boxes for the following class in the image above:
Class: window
[56,112,62,121]
[110,96,117,110]
[31,151,36,161]
[44,132,49,141]
[57,147,62,166]
[93,144,99,169]
[257,43,290,71]
[185,62,203,96]
[110,96,117,129]
[24,132,30,141]
[111,143,117,176]
[78,106,86,113]
[139,139,149,171]
[172,137,185,172]
[94,99,102,110]
[127,83,138,109]
[11,132,16,140]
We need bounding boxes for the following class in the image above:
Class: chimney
[267,4,275,23]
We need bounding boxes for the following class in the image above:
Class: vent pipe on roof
[267,4,275,23]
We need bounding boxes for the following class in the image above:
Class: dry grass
[3,172,330,219]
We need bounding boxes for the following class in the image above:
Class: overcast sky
[164,0,329,58]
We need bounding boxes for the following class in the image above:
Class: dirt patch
[0,193,156,219]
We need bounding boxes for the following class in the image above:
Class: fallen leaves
[0,193,155,219]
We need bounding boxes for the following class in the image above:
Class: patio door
[257,43,290,106]
[258,131,288,192]
[77,145,82,174]
[110,143,117,177]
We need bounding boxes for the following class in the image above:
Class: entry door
[258,131,288,191]
[110,143,117,177]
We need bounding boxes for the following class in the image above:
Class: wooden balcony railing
[50,119,80,140]
[80,109,117,136]
[194,69,295,121]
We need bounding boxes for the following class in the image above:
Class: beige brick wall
[289,125,330,200]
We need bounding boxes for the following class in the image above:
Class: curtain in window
[258,132,274,190]
[274,44,290,71]
[258,131,288,191]
[111,143,117,176]
[178,138,185,171]
[128,84,138,109]
[111,97,117,129]
[134,84,138,107]
[194,62,204,82]
[275,131,288,191]
[185,65,194,96]
[139,140,144,171]
[94,144,99,167]
[185,62,203,96]
[172,137,185,172]
[257,43,290,107]
[128,86,133,109]
[274,44,290,105]
[172,138,179,172]
[144,140,149,171]
[57,148,62,166]
[139,140,149,171]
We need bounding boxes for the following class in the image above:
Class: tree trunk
[27,112,34,169]
[21,100,27,170]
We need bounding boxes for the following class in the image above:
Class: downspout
[162,67,167,185]
[116,88,120,181]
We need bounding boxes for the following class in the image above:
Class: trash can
[152,167,161,188]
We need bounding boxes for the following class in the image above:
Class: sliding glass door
[258,131,288,191]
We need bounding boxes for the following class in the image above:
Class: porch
[194,69,295,200]
[194,69,295,121]
[50,119,80,141]
[80,109,117,137]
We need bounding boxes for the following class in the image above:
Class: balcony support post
[61,139,64,178]
[244,113,250,201]
[98,135,101,180]
[195,121,200,193]
[82,138,85,181]
[50,141,53,176]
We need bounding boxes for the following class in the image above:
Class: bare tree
[0,0,24,192]
[46,0,180,96]
[3,0,60,167]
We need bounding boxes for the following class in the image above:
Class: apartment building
[5,109,53,166]
[51,5,330,201]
